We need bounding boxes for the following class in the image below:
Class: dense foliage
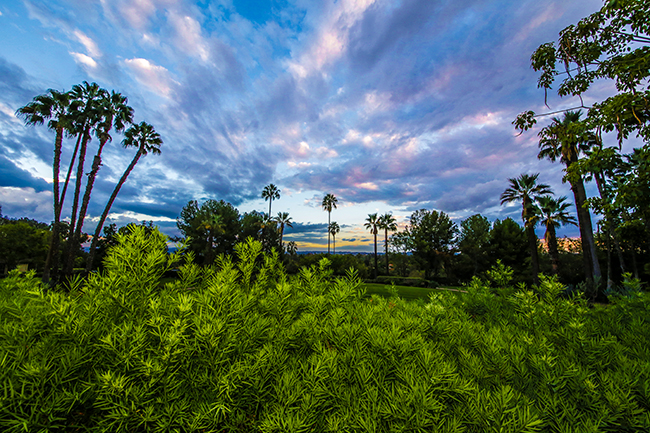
[1,227,649,432]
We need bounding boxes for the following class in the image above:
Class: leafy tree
[322,193,338,254]
[533,196,577,277]
[0,221,50,274]
[262,184,280,217]
[275,212,293,255]
[487,218,530,284]
[458,214,492,277]
[328,222,340,254]
[364,214,380,278]
[16,89,73,283]
[286,241,298,256]
[500,173,553,286]
[177,200,241,262]
[406,209,458,280]
[377,213,397,275]
[86,122,162,271]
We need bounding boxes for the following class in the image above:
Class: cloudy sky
[0,0,619,251]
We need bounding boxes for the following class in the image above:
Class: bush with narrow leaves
[1,226,649,432]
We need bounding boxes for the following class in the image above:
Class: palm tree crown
[262,184,281,216]
[500,173,553,226]
[275,211,293,254]
[329,222,340,254]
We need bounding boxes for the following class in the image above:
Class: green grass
[362,282,465,301]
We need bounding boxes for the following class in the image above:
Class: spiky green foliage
[1,228,649,432]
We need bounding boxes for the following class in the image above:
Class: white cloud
[124,58,177,97]
[167,11,209,62]
[72,29,101,57]
[0,187,52,221]
[69,52,98,69]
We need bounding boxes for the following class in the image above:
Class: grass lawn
[362,282,465,302]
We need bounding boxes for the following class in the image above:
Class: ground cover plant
[1,227,649,432]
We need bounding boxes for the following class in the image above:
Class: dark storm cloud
[0,155,50,192]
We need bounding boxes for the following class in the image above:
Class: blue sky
[0,0,622,251]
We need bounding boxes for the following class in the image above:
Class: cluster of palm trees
[261,184,294,255]
[363,213,398,278]
[501,173,576,285]
[18,82,162,283]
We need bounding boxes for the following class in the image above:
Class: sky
[0,0,629,252]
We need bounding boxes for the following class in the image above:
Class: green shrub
[1,226,649,432]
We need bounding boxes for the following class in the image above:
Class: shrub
[1,227,649,432]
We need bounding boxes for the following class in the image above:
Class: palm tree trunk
[327,211,331,255]
[59,132,83,215]
[333,234,335,254]
[570,177,602,300]
[86,151,142,272]
[64,128,91,275]
[526,225,540,286]
[268,199,272,217]
[384,229,390,275]
[373,231,378,279]
[279,226,284,256]
[42,127,64,285]
[72,139,108,263]
[546,225,560,275]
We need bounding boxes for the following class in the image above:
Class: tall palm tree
[329,222,340,254]
[275,211,293,254]
[538,110,602,294]
[85,122,162,271]
[500,173,553,286]
[17,89,73,283]
[63,82,106,275]
[378,213,397,275]
[73,90,134,266]
[534,196,577,276]
[262,184,280,216]
[364,213,380,278]
[286,241,298,256]
[322,193,338,254]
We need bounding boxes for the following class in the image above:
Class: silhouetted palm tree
[86,122,162,271]
[17,89,73,283]
[322,193,338,254]
[74,90,134,267]
[533,196,577,276]
[275,211,293,254]
[378,213,397,275]
[501,173,552,286]
[538,110,602,293]
[364,213,379,278]
[329,222,340,254]
[262,184,280,216]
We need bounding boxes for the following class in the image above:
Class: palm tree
[85,122,162,271]
[63,82,106,275]
[378,213,397,275]
[262,184,280,216]
[500,173,553,286]
[73,90,133,267]
[286,241,298,256]
[329,222,340,254]
[275,211,293,254]
[17,89,73,283]
[534,196,577,276]
[364,213,380,279]
[538,110,602,294]
[322,193,338,254]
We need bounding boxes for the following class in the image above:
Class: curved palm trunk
[384,229,390,275]
[570,177,602,300]
[546,224,560,275]
[42,127,64,285]
[373,231,378,279]
[64,128,91,275]
[72,138,108,263]
[59,133,83,215]
[86,150,142,272]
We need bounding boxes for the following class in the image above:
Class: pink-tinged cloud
[124,58,177,97]
[167,11,209,62]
